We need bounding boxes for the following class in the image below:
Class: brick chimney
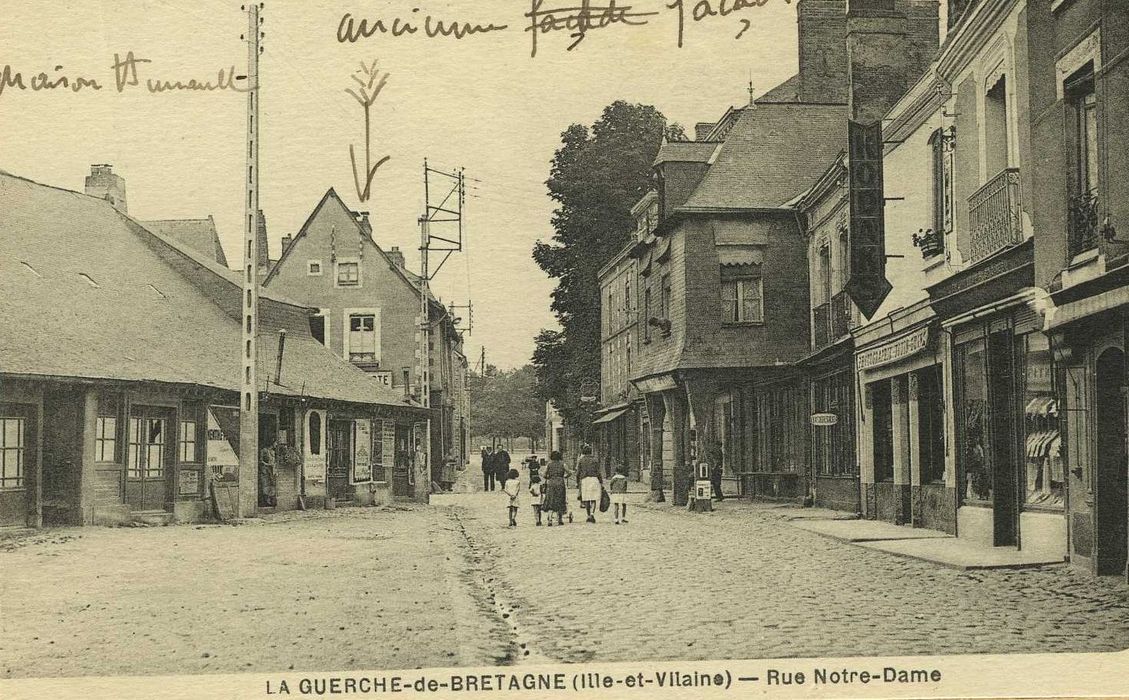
[387,246,406,270]
[694,122,717,141]
[797,0,849,103]
[255,210,270,271]
[85,164,128,213]
[354,211,372,237]
[847,0,939,124]
[280,234,293,254]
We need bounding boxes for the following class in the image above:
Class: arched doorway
[1095,347,1127,577]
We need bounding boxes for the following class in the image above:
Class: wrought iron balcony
[812,302,830,349]
[968,168,1022,263]
[831,291,854,340]
[1068,188,1100,258]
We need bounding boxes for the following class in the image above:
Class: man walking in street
[495,445,512,490]
[482,446,496,491]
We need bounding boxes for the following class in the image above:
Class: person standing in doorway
[708,440,725,501]
[482,446,496,492]
[576,444,603,523]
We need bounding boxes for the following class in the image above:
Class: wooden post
[79,389,99,525]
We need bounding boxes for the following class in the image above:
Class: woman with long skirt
[542,451,568,526]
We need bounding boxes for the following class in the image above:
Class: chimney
[387,246,406,269]
[694,122,716,141]
[255,209,270,271]
[847,0,939,125]
[797,0,849,103]
[354,211,372,237]
[280,234,293,254]
[84,164,128,213]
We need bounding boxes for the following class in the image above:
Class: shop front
[593,403,638,480]
[1047,271,1129,580]
[804,342,859,513]
[856,303,951,531]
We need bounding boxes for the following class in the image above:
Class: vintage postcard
[1,0,1127,698]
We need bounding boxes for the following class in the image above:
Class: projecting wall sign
[845,120,892,320]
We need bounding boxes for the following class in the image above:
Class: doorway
[125,406,174,512]
[392,424,412,499]
[326,419,352,502]
[1095,347,1128,577]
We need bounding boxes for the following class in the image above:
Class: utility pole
[238,2,263,518]
[417,160,465,499]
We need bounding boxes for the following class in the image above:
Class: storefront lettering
[857,328,930,371]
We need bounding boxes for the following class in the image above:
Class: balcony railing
[1068,189,1100,258]
[813,303,830,349]
[831,291,854,340]
[968,168,1022,263]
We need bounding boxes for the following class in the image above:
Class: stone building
[262,188,468,499]
[0,168,424,528]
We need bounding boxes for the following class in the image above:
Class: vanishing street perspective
[4,0,1129,681]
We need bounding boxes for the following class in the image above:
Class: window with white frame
[0,417,26,489]
[307,260,323,276]
[348,313,377,363]
[336,259,360,287]
[180,418,199,463]
[721,276,764,324]
[95,415,117,462]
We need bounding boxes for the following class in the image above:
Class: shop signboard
[353,419,373,484]
[845,119,892,320]
[206,407,239,482]
[304,410,327,483]
[179,468,201,496]
[811,412,839,427]
[856,327,931,371]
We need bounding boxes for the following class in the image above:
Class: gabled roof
[141,217,228,266]
[263,187,450,316]
[754,74,801,104]
[677,102,847,212]
[0,171,416,409]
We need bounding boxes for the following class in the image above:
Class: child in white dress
[502,468,521,527]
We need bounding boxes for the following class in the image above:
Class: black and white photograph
[1,1,1128,698]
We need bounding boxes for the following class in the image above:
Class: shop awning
[1048,283,1129,330]
[592,408,629,425]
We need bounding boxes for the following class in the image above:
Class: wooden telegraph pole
[238,2,263,518]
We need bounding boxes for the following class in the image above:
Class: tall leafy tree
[532,101,684,436]
[470,365,546,448]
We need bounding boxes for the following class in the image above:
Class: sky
[0,0,801,370]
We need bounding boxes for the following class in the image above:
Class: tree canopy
[532,101,683,435]
[469,364,544,444]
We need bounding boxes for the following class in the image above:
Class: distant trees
[532,100,683,437]
[470,365,545,450]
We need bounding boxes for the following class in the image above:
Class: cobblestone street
[2,475,1128,679]
[449,485,1129,664]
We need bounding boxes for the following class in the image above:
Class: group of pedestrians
[479,445,513,492]
[496,444,631,527]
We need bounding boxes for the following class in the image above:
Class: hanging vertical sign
[845,120,892,320]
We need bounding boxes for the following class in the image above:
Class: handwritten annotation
[337,0,789,57]
[0,53,247,100]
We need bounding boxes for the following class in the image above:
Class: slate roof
[0,171,416,409]
[677,103,847,212]
[141,217,229,266]
[755,74,801,104]
[654,141,718,166]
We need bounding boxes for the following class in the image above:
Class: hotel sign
[845,120,892,320]
[857,327,930,371]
